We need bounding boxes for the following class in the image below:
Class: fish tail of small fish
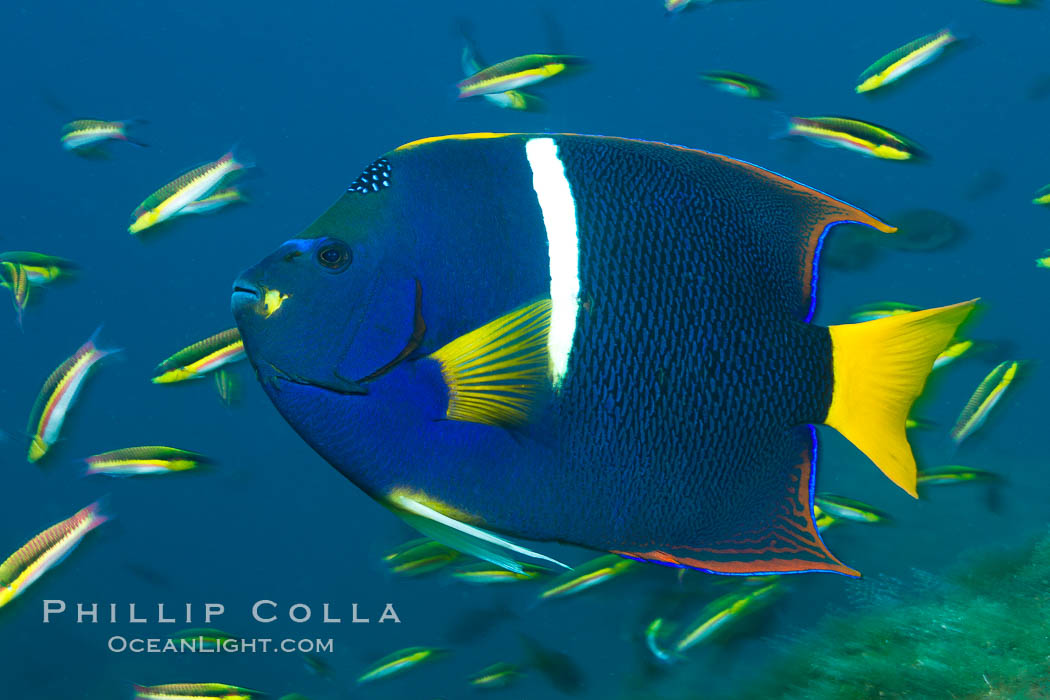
[768,111,794,141]
[824,299,979,498]
[77,498,113,532]
[225,143,256,171]
[85,325,123,360]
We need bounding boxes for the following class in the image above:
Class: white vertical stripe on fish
[524,137,579,389]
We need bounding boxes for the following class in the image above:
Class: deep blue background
[1,1,1047,698]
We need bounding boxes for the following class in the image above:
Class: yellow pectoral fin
[825,299,978,497]
[429,299,553,427]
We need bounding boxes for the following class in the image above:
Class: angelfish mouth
[231,280,262,312]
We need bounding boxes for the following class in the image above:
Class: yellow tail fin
[824,299,978,497]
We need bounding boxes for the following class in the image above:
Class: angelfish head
[231,164,420,397]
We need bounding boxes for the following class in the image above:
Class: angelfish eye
[317,240,352,271]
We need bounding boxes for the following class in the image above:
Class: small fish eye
[317,240,352,271]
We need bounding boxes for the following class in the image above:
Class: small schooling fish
[84,446,212,477]
[783,116,923,160]
[152,329,244,384]
[856,29,960,94]
[61,118,147,151]
[130,150,250,234]
[0,501,109,610]
[700,71,774,99]
[950,361,1023,445]
[27,328,120,462]
[457,55,584,99]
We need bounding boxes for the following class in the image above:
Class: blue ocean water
[1,1,1047,698]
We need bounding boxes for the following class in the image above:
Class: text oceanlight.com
[108,636,335,654]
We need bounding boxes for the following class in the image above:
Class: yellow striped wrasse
[856,29,960,94]
[357,646,446,684]
[700,71,774,99]
[85,446,212,477]
[1037,250,1050,269]
[934,339,974,370]
[0,500,109,609]
[917,465,1000,488]
[950,360,1023,445]
[814,494,890,524]
[1033,185,1050,205]
[61,118,147,151]
[846,301,919,323]
[129,150,250,234]
[450,562,548,584]
[673,581,784,654]
[1,261,29,329]
[538,554,635,600]
[27,328,120,462]
[214,368,241,407]
[152,328,244,384]
[169,628,239,651]
[784,116,922,160]
[0,251,78,286]
[176,187,247,217]
[133,683,262,700]
[461,42,542,112]
[384,538,461,576]
[457,54,585,99]
[469,662,521,689]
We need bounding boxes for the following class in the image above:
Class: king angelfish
[231,133,976,577]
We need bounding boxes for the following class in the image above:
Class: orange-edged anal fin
[825,299,978,498]
[615,427,859,577]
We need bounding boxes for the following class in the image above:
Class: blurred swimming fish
[0,251,78,285]
[933,339,974,370]
[133,683,262,700]
[882,209,968,253]
[0,501,109,609]
[469,662,521,689]
[170,628,238,650]
[457,55,584,99]
[61,118,147,151]
[917,465,1000,487]
[665,0,712,13]
[644,618,675,664]
[950,360,1022,445]
[450,562,547,584]
[232,133,976,578]
[461,39,542,111]
[982,0,1037,5]
[129,150,250,234]
[175,187,248,217]
[1,261,29,329]
[384,538,461,576]
[84,446,211,477]
[27,328,120,462]
[214,369,241,407]
[539,554,635,600]
[814,494,889,524]
[519,634,585,695]
[905,417,935,430]
[357,646,446,684]
[814,507,839,533]
[1032,184,1050,205]
[302,652,334,678]
[1037,250,1050,268]
[673,581,784,655]
[856,29,959,94]
[700,71,773,99]
[783,116,922,160]
[152,328,244,384]
[847,301,920,323]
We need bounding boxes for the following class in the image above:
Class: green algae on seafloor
[730,531,1050,699]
